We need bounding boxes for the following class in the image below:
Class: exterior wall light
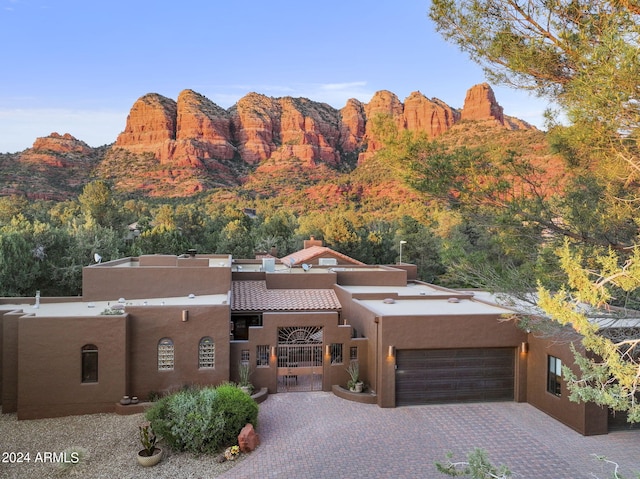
[520,342,529,354]
[271,346,277,357]
[325,344,331,356]
[182,310,189,322]
[388,345,395,358]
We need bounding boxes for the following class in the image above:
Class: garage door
[395,348,515,406]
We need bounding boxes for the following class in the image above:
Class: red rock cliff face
[403,92,459,138]
[270,97,341,166]
[461,83,504,124]
[363,90,405,154]
[339,99,366,152]
[229,93,281,165]
[172,89,236,166]
[115,94,177,156]
[230,95,343,167]
[114,83,533,171]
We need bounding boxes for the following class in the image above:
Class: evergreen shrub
[145,384,258,454]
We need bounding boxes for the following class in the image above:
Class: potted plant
[346,361,364,393]
[137,421,162,467]
[238,361,253,394]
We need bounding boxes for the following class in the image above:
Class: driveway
[222,392,639,479]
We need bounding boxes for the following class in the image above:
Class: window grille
[158,338,174,370]
[330,343,343,364]
[349,346,358,361]
[81,344,98,383]
[198,337,215,369]
[240,349,250,365]
[256,345,270,367]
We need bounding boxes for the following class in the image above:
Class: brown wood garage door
[395,348,515,406]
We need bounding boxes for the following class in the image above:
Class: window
[81,344,98,383]
[240,349,250,365]
[256,345,270,367]
[330,343,343,364]
[350,346,358,362]
[158,338,174,370]
[547,355,562,396]
[198,337,215,369]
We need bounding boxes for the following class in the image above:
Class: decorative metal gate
[277,326,323,392]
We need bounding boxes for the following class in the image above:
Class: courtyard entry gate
[277,326,323,392]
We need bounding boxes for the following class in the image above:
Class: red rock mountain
[3,83,535,199]
[114,83,532,168]
[0,133,102,200]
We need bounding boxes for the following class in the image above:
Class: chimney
[304,236,323,249]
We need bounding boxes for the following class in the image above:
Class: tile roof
[232,281,342,312]
[279,245,365,266]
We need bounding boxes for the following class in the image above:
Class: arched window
[81,344,98,383]
[158,338,174,370]
[199,337,215,369]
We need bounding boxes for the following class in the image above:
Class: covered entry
[395,348,515,406]
[277,326,323,392]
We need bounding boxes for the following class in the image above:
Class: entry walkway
[223,392,639,479]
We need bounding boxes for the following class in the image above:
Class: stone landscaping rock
[238,423,260,452]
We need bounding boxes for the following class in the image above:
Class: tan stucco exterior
[0,248,613,435]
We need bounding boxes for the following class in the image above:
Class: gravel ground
[0,408,245,479]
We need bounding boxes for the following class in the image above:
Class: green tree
[394,216,446,282]
[429,0,640,165]
[78,181,120,228]
[217,218,255,258]
[429,0,640,420]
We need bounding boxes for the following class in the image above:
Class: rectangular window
[349,346,358,361]
[198,337,215,369]
[158,338,175,371]
[240,349,250,365]
[547,355,562,396]
[330,343,343,364]
[256,345,270,367]
[81,346,98,383]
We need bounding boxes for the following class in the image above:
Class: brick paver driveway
[223,392,639,479]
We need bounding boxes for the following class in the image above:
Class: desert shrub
[145,384,258,454]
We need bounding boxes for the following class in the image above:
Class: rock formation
[229,93,280,165]
[115,93,177,155]
[20,133,94,167]
[110,83,534,190]
[403,92,459,138]
[339,98,366,152]
[461,83,504,124]
[172,89,236,166]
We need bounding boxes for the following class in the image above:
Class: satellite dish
[302,263,311,272]
[94,253,102,264]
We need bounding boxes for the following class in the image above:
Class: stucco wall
[82,260,231,300]
[1,311,21,413]
[126,304,231,400]
[526,335,608,436]
[17,315,127,419]
[377,314,527,408]
[335,267,407,287]
[266,271,337,290]
[229,312,366,393]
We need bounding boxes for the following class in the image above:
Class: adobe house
[0,242,616,435]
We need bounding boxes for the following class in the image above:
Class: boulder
[238,423,260,453]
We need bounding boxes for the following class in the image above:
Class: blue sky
[0,0,549,154]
